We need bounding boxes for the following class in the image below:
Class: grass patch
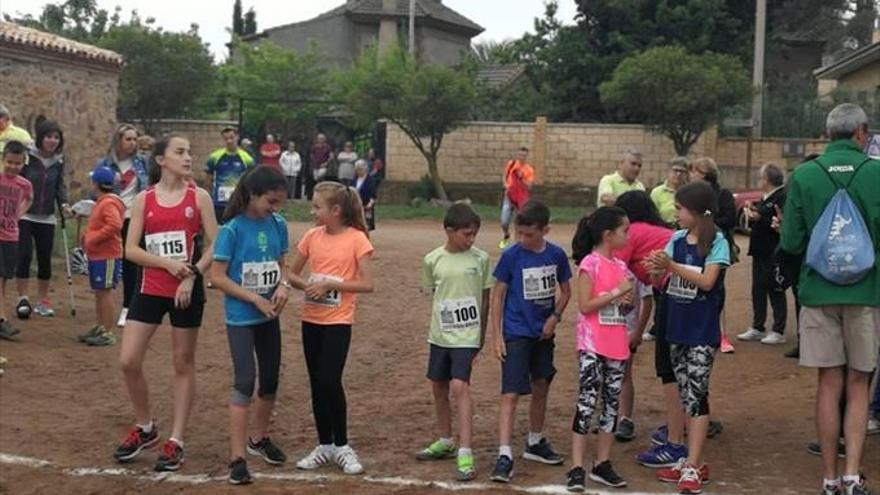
[279,201,589,224]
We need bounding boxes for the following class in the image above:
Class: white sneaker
[117,308,128,328]
[642,331,655,342]
[868,417,880,436]
[334,445,364,475]
[296,445,336,470]
[760,332,786,345]
[736,327,766,341]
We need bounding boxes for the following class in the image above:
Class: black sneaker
[247,436,287,465]
[844,479,873,495]
[228,457,253,485]
[15,297,31,320]
[615,417,636,442]
[807,440,846,458]
[589,460,627,488]
[155,439,185,472]
[707,420,723,438]
[566,466,586,493]
[490,455,514,483]
[113,425,159,462]
[523,438,564,465]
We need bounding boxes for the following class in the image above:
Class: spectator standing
[651,157,689,225]
[260,134,281,168]
[280,140,302,199]
[0,104,33,153]
[596,148,645,207]
[354,160,377,231]
[310,134,332,184]
[336,142,358,187]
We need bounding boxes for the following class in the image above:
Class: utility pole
[408,0,416,54]
[751,0,767,139]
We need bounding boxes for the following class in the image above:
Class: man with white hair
[780,103,879,495]
[0,104,33,153]
[596,148,645,207]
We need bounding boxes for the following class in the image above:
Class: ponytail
[571,206,627,264]
[314,181,369,237]
[223,165,287,222]
[571,215,594,264]
[675,181,718,257]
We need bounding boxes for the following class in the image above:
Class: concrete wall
[262,15,354,68]
[419,25,470,66]
[837,64,880,96]
[0,46,119,200]
[382,119,830,205]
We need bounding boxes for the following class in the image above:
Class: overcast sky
[0,0,578,61]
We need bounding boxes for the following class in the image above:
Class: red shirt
[140,184,201,298]
[613,221,673,286]
[260,143,281,167]
[0,173,32,242]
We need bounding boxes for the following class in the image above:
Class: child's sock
[498,445,512,458]
[137,421,154,433]
[458,447,472,458]
[527,431,543,446]
[823,477,841,490]
[438,437,453,448]
[842,474,860,485]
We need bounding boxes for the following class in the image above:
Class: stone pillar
[532,116,548,184]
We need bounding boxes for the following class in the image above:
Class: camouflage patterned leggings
[572,352,627,435]
[670,344,716,417]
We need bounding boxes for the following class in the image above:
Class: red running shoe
[658,459,710,484]
[155,439,185,472]
[113,425,159,462]
[720,332,735,354]
[676,464,706,494]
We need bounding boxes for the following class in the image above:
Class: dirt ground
[0,219,877,495]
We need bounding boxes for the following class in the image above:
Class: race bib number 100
[145,231,188,261]
[438,297,479,332]
[522,265,557,301]
[667,265,702,300]
[306,273,343,307]
[242,261,280,294]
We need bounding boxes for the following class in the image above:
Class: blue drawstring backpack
[804,158,875,285]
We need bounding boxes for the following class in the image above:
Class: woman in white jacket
[280,140,302,199]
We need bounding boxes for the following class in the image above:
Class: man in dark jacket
[737,164,788,345]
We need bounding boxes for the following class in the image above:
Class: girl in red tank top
[112,134,219,473]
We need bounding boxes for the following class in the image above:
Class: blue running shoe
[636,442,687,468]
[651,425,668,446]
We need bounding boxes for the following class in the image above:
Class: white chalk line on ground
[0,451,679,495]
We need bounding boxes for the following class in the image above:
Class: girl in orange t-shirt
[288,181,374,475]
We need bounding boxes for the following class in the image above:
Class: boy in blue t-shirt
[206,127,255,224]
[489,200,572,483]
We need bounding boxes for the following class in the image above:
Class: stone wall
[141,119,238,184]
[0,46,119,199]
[383,119,830,205]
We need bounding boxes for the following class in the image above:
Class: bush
[408,174,448,201]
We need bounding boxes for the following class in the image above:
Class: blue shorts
[88,258,122,290]
[426,344,478,382]
[501,336,556,395]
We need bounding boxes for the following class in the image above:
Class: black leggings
[302,322,352,446]
[121,218,140,308]
[16,220,54,281]
[226,318,281,406]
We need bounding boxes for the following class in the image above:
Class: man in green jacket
[780,103,879,495]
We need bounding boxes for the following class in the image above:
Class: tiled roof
[0,21,123,68]
[813,41,880,80]
[477,64,526,90]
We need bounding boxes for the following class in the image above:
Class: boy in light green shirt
[416,203,493,482]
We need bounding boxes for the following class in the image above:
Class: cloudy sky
[1,0,579,61]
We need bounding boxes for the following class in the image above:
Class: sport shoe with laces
[296,445,335,470]
[456,453,476,481]
[334,445,364,474]
[590,460,626,488]
[85,327,116,346]
[566,466,586,493]
[615,417,636,442]
[677,464,704,494]
[636,442,687,468]
[113,425,159,462]
[760,332,786,345]
[34,300,55,317]
[807,440,846,458]
[490,455,514,483]
[720,333,735,353]
[651,424,669,445]
[247,436,287,465]
[228,457,252,485]
[78,325,102,343]
[523,438,564,465]
[499,237,510,249]
[822,483,843,495]
[736,327,765,341]
[415,439,456,460]
[15,297,31,319]
[844,479,873,495]
[657,458,710,484]
[0,319,20,341]
[155,439,184,472]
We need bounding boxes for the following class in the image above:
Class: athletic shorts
[799,305,879,373]
[426,344,478,382]
[127,292,205,328]
[215,205,227,225]
[501,336,556,395]
[652,287,676,384]
[88,258,122,290]
[0,241,17,279]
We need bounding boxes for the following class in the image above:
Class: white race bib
[667,265,702,300]
[145,231,187,261]
[598,302,626,326]
[217,186,235,202]
[242,261,280,294]
[522,265,557,300]
[305,273,343,307]
[438,297,480,332]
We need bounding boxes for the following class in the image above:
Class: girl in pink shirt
[565,207,634,489]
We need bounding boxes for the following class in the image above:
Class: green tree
[600,46,751,155]
[99,22,216,133]
[222,40,330,147]
[232,0,244,36]
[337,46,476,201]
[243,8,257,36]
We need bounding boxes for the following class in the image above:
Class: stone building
[0,21,122,197]
[241,0,483,68]
[814,24,880,99]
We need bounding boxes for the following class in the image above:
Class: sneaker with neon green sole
[85,328,116,346]
[415,440,456,461]
[456,454,475,481]
[78,325,102,343]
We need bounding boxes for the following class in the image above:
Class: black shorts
[501,336,556,395]
[426,344,478,382]
[0,241,16,279]
[127,290,205,328]
[652,287,676,385]
[215,205,227,225]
